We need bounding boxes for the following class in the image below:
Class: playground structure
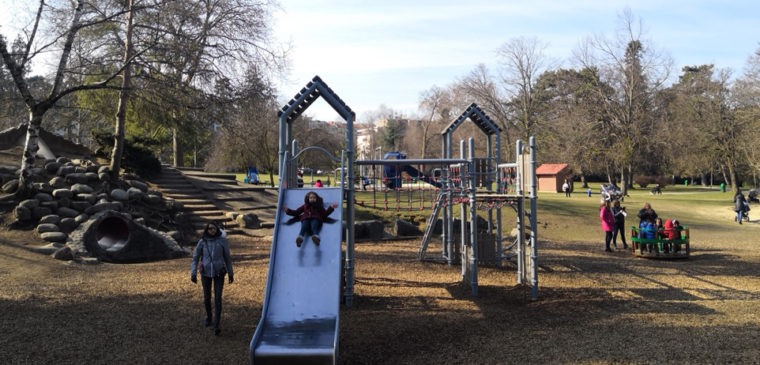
[250,76,538,364]
[630,225,690,259]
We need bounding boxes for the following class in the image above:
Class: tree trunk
[109,0,135,181]
[17,109,44,197]
[580,174,588,188]
[173,128,183,167]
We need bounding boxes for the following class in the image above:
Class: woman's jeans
[298,218,323,237]
[613,222,627,247]
[201,274,225,329]
[605,231,613,250]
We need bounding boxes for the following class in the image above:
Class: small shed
[535,163,572,193]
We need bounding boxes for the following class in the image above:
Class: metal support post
[529,136,538,299]
[468,138,478,297]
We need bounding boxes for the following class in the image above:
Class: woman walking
[190,222,234,335]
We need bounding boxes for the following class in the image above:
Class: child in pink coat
[600,200,615,252]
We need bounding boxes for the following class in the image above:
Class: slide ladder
[250,188,343,365]
[418,191,445,260]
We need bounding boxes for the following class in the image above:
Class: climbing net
[352,162,521,212]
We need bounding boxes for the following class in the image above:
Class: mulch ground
[1,221,759,364]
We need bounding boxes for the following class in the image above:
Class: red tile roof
[535,163,569,175]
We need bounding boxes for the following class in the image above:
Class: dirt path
[1,224,759,364]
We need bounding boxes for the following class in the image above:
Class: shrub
[92,130,162,178]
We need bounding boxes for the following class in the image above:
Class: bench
[630,226,690,259]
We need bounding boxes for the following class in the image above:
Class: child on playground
[282,191,339,247]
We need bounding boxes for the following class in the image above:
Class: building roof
[535,163,569,175]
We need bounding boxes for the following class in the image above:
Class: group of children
[637,203,684,253]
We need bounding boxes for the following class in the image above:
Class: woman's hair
[203,222,222,238]
[304,191,324,206]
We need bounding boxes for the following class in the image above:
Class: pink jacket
[600,206,614,232]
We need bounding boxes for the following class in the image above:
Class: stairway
[149,166,243,236]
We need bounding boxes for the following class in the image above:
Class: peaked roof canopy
[278,75,355,123]
[441,103,501,137]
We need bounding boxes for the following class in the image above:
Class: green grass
[350,183,755,247]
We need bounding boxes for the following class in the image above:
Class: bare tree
[497,36,554,141]
[110,0,136,180]
[573,8,672,194]
[417,85,453,158]
[0,0,132,198]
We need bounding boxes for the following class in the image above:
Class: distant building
[535,163,573,193]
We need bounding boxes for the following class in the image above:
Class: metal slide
[250,188,343,365]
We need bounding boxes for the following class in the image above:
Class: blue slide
[250,188,343,364]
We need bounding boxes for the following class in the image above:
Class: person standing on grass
[611,200,628,249]
[734,189,746,224]
[282,191,339,247]
[600,200,615,252]
[190,222,234,336]
[562,179,571,198]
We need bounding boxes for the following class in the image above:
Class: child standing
[282,191,339,247]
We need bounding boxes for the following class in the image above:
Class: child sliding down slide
[282,191,339,247]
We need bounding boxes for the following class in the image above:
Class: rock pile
[2,157,188,261]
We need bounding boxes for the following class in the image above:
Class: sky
[2,1,758,122]
[271,0,759,122]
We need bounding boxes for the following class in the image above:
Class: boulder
[393,219,422,237]
[75,193,97,204]
[34,192,54,202]
[41,231,67,243]
[70,201,92,212]
[2,179,19,193]
[14,206,32,221]
[36,223,60,234]
[32,206,53,219]
[98,173,109,182]
[353,220,386,240]
[59,218,77,233]
[85,172,99,182]
[32,182,53,193]
[127,179,148,192]
[85,201,122,215]
[19,199,40,209]
[98,166,110,174]
[65,173,89,184]
[235,213,260,229]
[110,188,129,201]
[49,177,68,189]
[39,215,61,225]
[127,187,144,200]
[29,167,47,181]
[45,162,62,174]
[71,183,94,194]
[57,165,76,176]
[85,165,99,173]
[143,194,162,204]
[56,157,71,164]
[74,166,87,174]
[57,207,79,218]
[40,201,59,211]
[74,213,89,225]
[52,188,74,199]
[52,246,74,260]
[57,197,71,208]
